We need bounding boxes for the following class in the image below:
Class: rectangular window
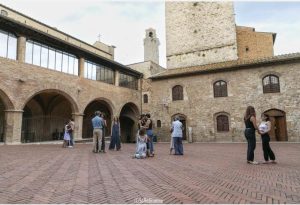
[7,34,17,60]
[40,46,48,68]
[62,53,69,73]
[119,72,138,90]
[55,51,62,71]
[0,31,8,58]
[74,58,78,76]
[25,41,33,64]
[84,61,114,84]
[68,56,74,75]
[32,43,41,66]
[48,48,55,69]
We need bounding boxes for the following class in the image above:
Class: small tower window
[149,32,153,38]
[245,47,249,52]
[143,94,148,104]
[157,120,161,128]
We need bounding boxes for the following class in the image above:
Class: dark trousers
[146,130,154,154]
[109,135,121,150]
[173,137,183,155]
[245,129,256,161]
[261,134,275,161]
[101,128,105,151]
[69,132,74,146]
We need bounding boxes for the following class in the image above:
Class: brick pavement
[0,143,299,204]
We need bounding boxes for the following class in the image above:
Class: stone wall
[128,61,165,79]
[237,26,274,60]
[148,62,300,142]
[165,1,238,69]
[0,57,141,143]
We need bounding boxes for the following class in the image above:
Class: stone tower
[165,2,238,69]
[144,28,160,65]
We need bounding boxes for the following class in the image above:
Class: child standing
[63,122,71,148]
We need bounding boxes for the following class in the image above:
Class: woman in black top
[244,106,260,165]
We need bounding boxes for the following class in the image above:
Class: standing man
[92,111,104,153]
[68,118,75,148]
[100,113,107,153]
[171,116,184,155]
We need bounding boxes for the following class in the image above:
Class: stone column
[114,70,120,86]
[78,57,85,78]
[4,110,23,144]
[17,36,26,63]
[72,113,84,141]
[138,78,142,90]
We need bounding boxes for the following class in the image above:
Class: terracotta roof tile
[151,53,300,79]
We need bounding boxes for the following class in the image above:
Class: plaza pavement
[0,142,299,204]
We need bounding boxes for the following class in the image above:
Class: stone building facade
[148,55,300,142]
[0,4,142,144]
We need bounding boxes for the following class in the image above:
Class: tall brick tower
[165,2,238,69]
[144,28,160,65]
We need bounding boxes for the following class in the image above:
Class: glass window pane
[84,62,88,78]
[55,51,62,71]
[62,53,68,73]
[92,64,96,80]
[74,58,78,76]
[41,46,48,68]
[7,34,17,60]
[0,31,8,58]
[25,41,33,64]
[48,49,55,69]
[88,63,92,79]
[33,43,41,66]
[68,56,74,75]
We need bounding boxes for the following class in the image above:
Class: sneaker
[68,146,73,148]
[248,161,259,165]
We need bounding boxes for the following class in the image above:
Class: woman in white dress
[62,123,71,148]
[134,128,148,159]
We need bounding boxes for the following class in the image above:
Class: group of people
[62,118,75,148]
[91,111,121,153]
[135,113,155,158]
[244,106,276,165]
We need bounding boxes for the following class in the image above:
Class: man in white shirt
[171,116,184,155]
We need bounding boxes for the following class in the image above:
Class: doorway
[263,109,287,141]
[171,114,187,140]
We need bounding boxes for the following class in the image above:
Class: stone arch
[0,89,14,143]
[171,113,188,140]
[21,89,77,143]
[0,89,14,110]
[22,89,79,113]
[82,98,114,139]
[119,102,140,143]
[263,109,287,141]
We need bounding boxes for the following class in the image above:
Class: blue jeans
[173,137,183,155]
[69,132,74,146]
[146,129,154,154]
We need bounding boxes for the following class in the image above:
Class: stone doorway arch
[119,102,139,143]
[21,90,77,143]
[263,109,287,141]
[82,99,113,139]
[0,89,14,143]
[171,113,187,140]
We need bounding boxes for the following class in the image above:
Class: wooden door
[264,109,287,141]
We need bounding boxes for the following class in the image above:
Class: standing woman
[259,114,276,164]
[244,106,260,165]
[109,117,121,151]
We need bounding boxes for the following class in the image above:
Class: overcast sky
[1,0,300,67]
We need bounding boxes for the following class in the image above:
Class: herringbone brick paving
[0,143,299,204]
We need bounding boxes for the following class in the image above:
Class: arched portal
[171,113,187,140]
[119,102,139,143]
[83,100,113,139]
[0,89,14,143]
[22,91,76,143]
[263,109,287,141]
